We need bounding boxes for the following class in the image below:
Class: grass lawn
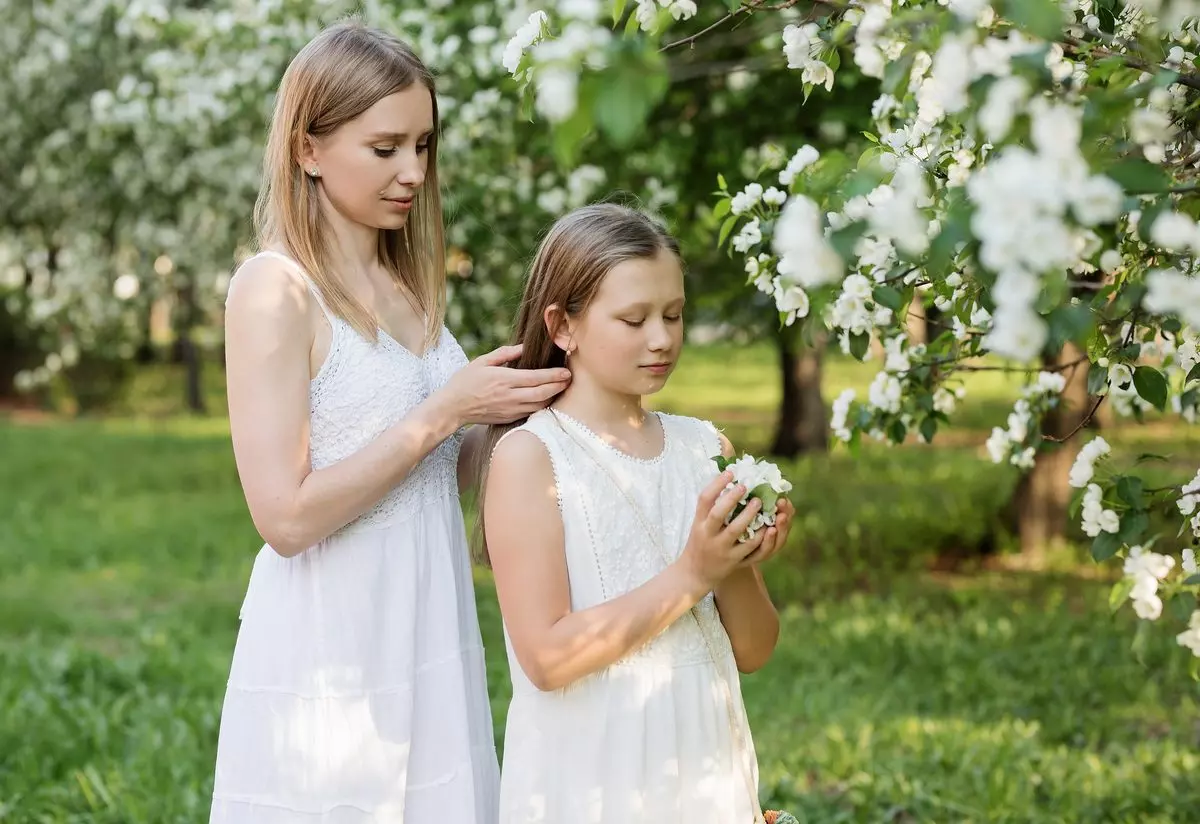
[1,344,1198,822]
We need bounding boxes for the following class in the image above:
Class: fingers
[723,496,762,538]
[739,527,777,566]
[508,366,573,388]
[478,343,524,366]
[705,481,745,529]
[696,471,733,517]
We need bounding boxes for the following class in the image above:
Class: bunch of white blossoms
[1179,469,1200,541]
[1123,545,1176,620]
[714,454,794,544]
[501,5,610,123]
[633,0,697,31]
[984,372,1067,468]
[1080,483,1120,538]
[1068,435,1112,488]
[782,22,834,91]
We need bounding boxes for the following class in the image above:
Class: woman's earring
[308,167,320,178]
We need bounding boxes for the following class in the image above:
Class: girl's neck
[551,374,649,434]
[320,196,381,276]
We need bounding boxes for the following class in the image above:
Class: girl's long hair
[253,20,446,348]
[473,203,681,564]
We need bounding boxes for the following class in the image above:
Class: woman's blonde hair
[473,203,682,564]
[254,20,445,348]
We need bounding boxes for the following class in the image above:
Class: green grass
[2,345,1199,822]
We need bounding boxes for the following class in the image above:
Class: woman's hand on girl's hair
[439,343,571,426]
[678,472,771,590]
[736,497,792,569]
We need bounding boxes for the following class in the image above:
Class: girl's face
[562,248,686,397]
[302,84,434,231]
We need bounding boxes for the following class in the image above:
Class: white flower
[773,196,843,287]
[986,427,1011,463]
[534,67,579,123]
[1071,176,1124,226]
[668,0,697,21]
[774,283,810,326]
[717,453,792,541]
[983,305,1047,362]
[1068,436,1110,487]
[1100,249,1122,273]
[831,388,857,441]
[1177,610,1200,657]
[1130,575,1163,621]
[732,218,762,254]
[503,10,548,75]
[978,76,1029,142]
[1149,212,1197,251]
[778,145,820,186]
[868,370,903,414]
[802,60,835,92]
[763,186,788,207]
[730,182,764,216]
[1183,548,1198,575]
[1124,544,1175,581]
[1144,268,1200,328]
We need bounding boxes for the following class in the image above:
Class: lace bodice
[239,252,468,536]
[510,409,733,679]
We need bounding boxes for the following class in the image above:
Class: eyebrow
[366,129,435,141]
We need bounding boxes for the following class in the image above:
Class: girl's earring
[308,167,320,178]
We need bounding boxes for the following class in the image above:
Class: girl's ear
[544,304,574,353]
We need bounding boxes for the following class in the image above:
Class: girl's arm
[226,258,569,558]
[485,430,763,692]
[711,433,789,673]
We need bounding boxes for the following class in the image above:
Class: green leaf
[717,173,727,190]
[1092,531,1122,561]
[749,483,780,513]
[1162,317,1182,334]
[1117,510,1149,544]
[849,331,870,361]
[1185,574,1200,586]
[829,221,868,262]
[1188,364,1200,385]
[1087,366,1109,396]
[713,198,731,221]
[594,60,667,146]
[887,419,907,444]
[872,284,904,312]
[724,0,742,10]
[1116,476,1144,509]
[717,215,739,249]
[1131,620,1150,665]
[882,54,914,96]
[1106,158,1171,194]
[1172,591,1198,622]
[612,0,626,24]
[919,416,938,443]
[714,455,732,472]
[1004,0,1063,39]
[1135,452,1170,464]
[1132,365,1169,411]
[1109,576,1134,612]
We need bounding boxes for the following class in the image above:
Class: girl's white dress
[210,251,500,823]
[496,409,761,823]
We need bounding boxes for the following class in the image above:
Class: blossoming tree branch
[505,0,1200,662]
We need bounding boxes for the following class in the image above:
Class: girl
[480,203,793,822]
[210,22,570,823]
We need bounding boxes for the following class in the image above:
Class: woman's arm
[225,258,467,557]
[485,431,761,692]
[711,433,788,673]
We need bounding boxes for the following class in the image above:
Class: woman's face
[303,84,434,231]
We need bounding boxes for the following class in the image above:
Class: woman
[209,21,569,823]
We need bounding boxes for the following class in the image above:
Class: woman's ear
[544,304,574,354]
[298,134,321,177]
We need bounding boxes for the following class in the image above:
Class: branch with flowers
[507,0,1200,665]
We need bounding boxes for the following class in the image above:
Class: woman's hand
[439,344,571,426]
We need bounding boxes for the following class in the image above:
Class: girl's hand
[678,472,770,590]
[737,497,793,569]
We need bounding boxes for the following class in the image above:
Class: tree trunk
[1010,342,1091,563]
[175,271,205,414]
[770,327,828,458]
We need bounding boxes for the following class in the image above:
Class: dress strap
[242,250,336,325]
